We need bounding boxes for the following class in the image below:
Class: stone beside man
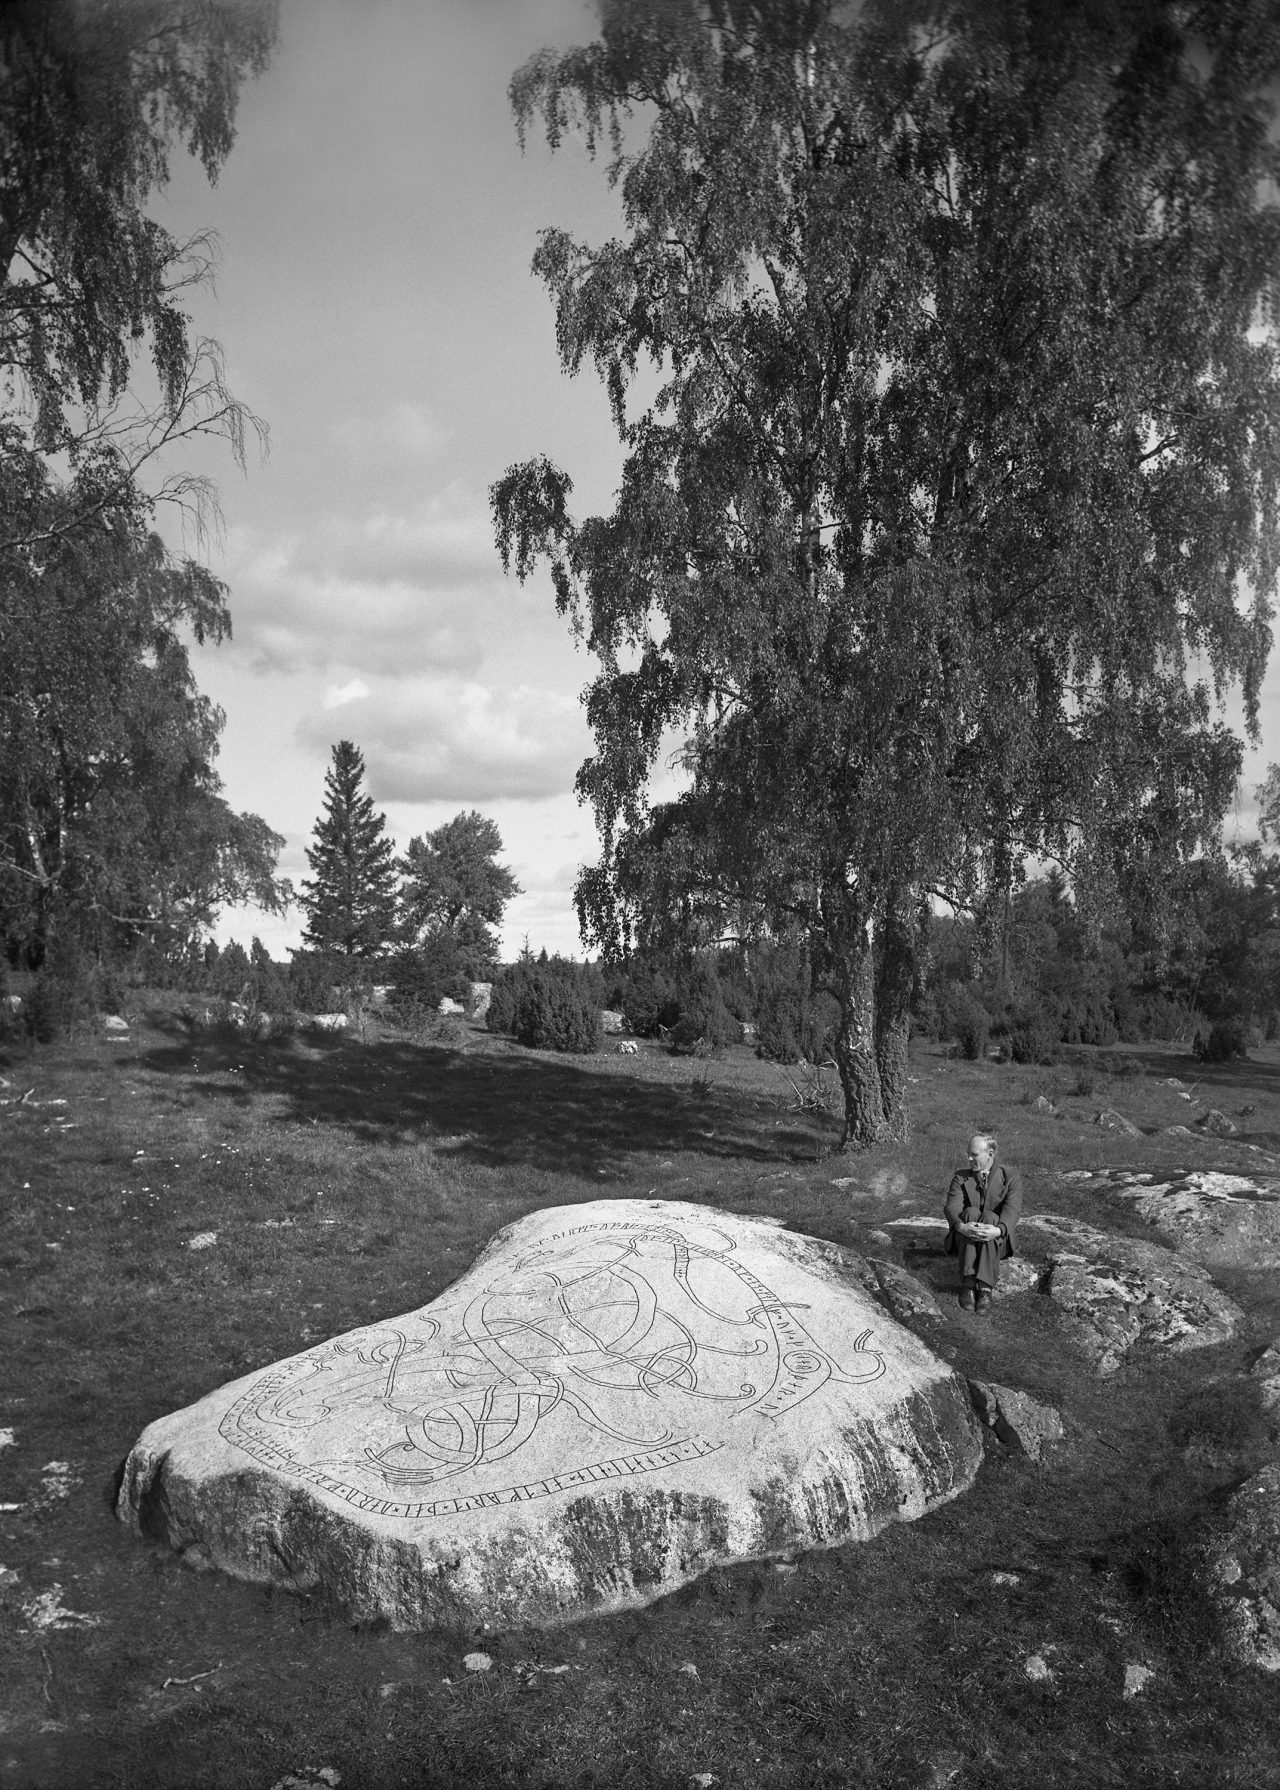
[943,1133,1023,1315]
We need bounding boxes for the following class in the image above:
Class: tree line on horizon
[200,731,1279,1070]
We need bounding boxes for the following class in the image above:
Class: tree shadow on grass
[138,1019,833,1175]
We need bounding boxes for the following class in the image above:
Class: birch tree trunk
[831,918,888,1149]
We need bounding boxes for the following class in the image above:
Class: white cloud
[295,675,590,803]
[323,677,371,709]
[328,402,449,476]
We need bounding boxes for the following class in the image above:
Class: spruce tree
[300,742,398,958]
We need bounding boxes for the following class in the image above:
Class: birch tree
[493,0,1280,1144]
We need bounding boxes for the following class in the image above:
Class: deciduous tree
[494,0,1280,1145]
[0,0,277,537]
[0,464,289,965]
[300,742,398,959]
[397,811,521,977]
[0,0,283,970]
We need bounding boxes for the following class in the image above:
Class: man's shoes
[975,1288,993,1315]
[958,1286,976,1312]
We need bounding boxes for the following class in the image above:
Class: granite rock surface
[1206,1463,1280,1672]
[1022,1215,1243,1374]
[117,1200,982,1629]
[1074,1168,1280,1271]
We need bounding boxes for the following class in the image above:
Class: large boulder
[116,1201,982,1630]
[1081,1169,1280,1271]
[1021,1215,1243,1375]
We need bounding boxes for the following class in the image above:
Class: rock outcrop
[1206,1464,1280,1672]
[1022,1215,1243,1374]
[1076,1169,1280,1271]
[117,1201,982,1629]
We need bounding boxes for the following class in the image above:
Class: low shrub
[288,949,342,1014]
[516,974,601,1053]
[669,964,741,1055]
[1009,1004,1060,1065]
[1193,1021,1249,1063]
[1071,1063,1102,1097]
[385,937,471,1029]
[23,939,102,1043]
[755,985,840,1064]
[952,991,991,1061]
[619,964,681,1038]
[488,962,601,1054]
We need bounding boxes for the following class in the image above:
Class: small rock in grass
[1123,1663,1154,1698]
[463,1651,492,1673]
[1196,1108,1238,1137]
[1023,1654,1054,1683]
[0,1429,15,1449]
[39,1461,79,1501]
[927,1757,963,1789]
[1094,1108,1141,1136]
[185,1231,218,1251]
[691,1776,718,1788]
[968,1381,1064,1463]
[991,1571,1022,1587]
[22,1585,102,1632]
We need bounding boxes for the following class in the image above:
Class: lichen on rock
[117,1200,983,1629]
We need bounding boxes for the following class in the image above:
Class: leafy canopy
[397,810,521,976]
[0,455,290,963]
[0,3,284,969]
[494,0,1280,1142]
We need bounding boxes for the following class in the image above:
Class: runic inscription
[219,1217,886,1517]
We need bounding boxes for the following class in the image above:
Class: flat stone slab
[1061,1169,1280,1270]
[116,1201,982,1629]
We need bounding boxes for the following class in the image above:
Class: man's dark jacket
[943,1161,1023,1257]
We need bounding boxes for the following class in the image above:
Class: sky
[151,0,1280,964]
[152,0,633,961]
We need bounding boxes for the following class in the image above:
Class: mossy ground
[2,1007,1279,1789]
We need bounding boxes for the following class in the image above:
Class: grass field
[3,1005,1280,1790]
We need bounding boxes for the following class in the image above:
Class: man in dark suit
[944,1133,1023,1315]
